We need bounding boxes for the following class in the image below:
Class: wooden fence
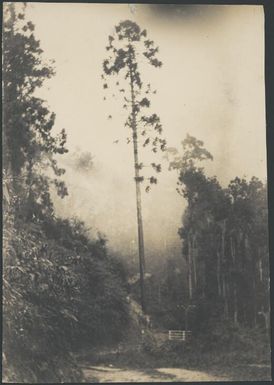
[168,330,192,341]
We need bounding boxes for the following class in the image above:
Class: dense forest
[140,137,270,332]
[3,4,129,382]
[2,3,271,383]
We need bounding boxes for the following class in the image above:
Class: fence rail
[168,330,192,341]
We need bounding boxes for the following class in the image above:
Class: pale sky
[22,3,266,269]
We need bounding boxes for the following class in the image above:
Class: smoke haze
[25,3,266,269]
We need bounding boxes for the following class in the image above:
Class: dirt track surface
[82,365,230,382]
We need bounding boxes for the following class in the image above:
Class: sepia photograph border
[1,0,274,383]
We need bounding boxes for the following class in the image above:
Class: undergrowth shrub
[3,209,129,382]
[155,320,271,369]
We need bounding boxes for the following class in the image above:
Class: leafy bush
[156,320,271,369]
[3,210,129,382]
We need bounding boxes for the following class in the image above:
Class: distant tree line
[147,135,269,333]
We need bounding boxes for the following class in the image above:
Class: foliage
[167,134,270,332]
[3,210,129,381]
[3,3,68,221]
[3,4,130,382]
[102,20,166,191]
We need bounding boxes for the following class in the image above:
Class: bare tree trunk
[158,284,161,304]
[223,277,229,319]
[230,236,235,266]
[134,150,146,312]
[230,236,238,324]
[253,281,257,327]
[233,282,238,325]
[252,248,258,327]
[259,257,263,282]
[129,54,146,313]
[187,234,193,300]
[222,276,226,299]
[259,308,270,335]
[193,254,197,290]
[192,234,197,290]
[217,250,221,296]
[221,219,226,296]
[220,220,227,314]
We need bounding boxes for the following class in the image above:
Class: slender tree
[102,20,165,312]
[168,135,214,301]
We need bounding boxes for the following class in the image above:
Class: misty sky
[23,3,266,268]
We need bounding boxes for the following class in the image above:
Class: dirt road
[82,365,230,382]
